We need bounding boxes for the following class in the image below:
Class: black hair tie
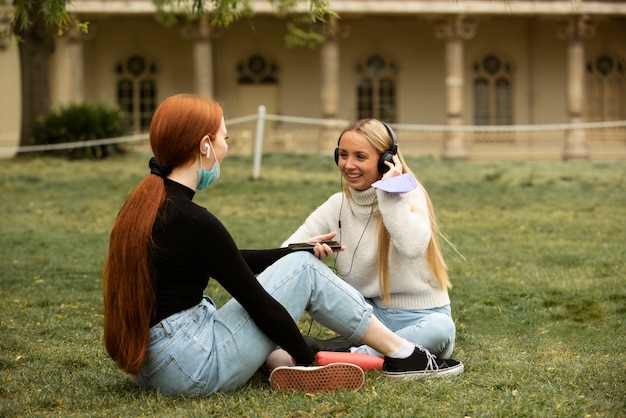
[149,157,172,178]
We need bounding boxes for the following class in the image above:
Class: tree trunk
[16,0,55,152]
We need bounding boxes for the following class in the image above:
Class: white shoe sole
[269,363,364,392]
[383,362,465,380]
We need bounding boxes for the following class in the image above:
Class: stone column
[53,23,90,104]
[183,16,213,99]
[557,16,595,160]
[433,16,477,159]
[67,26,85,102]
[320,18,341,151]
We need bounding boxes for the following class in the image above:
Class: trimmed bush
[33,102,132,159]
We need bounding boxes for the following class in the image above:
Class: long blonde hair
[339,119,451,303]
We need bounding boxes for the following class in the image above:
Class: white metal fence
[3,107,626,168]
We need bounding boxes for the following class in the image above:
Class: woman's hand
[306,232,345,260]
[382,155,403,179]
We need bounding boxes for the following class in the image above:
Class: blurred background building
[1,0,625,159]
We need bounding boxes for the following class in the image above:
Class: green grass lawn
[1,150,624,417]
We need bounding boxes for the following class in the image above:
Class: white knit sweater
[283,183,450,310]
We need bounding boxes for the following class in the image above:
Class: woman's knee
[434,312,456,333]
[422,313,456,357]
[422,312,455,340]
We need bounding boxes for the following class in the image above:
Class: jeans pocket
[143,353,205,397]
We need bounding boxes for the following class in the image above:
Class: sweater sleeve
[376,182,432,259]
[282,193,342,246]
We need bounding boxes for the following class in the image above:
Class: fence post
[252,105,266,180]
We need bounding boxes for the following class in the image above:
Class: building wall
[0,40,20,148]
[214,18,323,118]
[340,17,447,123]
[80,18,196,104]
[1,6,625,158]
[530,20,569,124]
[468,18,531,124]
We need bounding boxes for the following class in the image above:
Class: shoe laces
[418,345,439,372]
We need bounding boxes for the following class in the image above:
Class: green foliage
[6,0,335,45]
[7,0,332,32]
[10,0,69,31]
[285,22,325,48]
[32,102,132,159]
[151,0,335,46]
[0,152,624,416]
[9,0,85,37]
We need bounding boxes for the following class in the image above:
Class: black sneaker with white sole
[383,346,464,379]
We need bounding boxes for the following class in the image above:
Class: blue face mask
[196,142,220,190]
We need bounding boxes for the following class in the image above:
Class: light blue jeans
[131,252,373,397]
[353,303,456,359]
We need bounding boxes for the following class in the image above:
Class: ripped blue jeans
[131,251,373,396]
[353,303,456,359]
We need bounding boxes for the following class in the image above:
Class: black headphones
[334,121,398,174]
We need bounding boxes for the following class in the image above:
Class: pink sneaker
[269,363,364,392]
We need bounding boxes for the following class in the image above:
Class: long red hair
[102,94,224,375]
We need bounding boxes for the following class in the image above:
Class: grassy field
[0,150,625,417]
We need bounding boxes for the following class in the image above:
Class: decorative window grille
[472,53,513,125]
[586,52,626,122]
[237,54,279,85]
[356,53,397,123]
[115,54,157,133]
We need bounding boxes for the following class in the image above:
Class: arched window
[115,54,157,133]
[356,53,397,123]
[237,54,279,85]
[586,52,626,122]
[472,53,513,125]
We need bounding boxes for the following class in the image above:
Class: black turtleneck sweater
[149,178,314,366]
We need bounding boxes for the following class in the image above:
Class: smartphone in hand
[288,240,341,252]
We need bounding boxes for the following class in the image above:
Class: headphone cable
[334,187,375,278]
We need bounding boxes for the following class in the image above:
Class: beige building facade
[1,0,625,159]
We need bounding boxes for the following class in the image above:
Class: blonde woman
[284,119,459,364]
